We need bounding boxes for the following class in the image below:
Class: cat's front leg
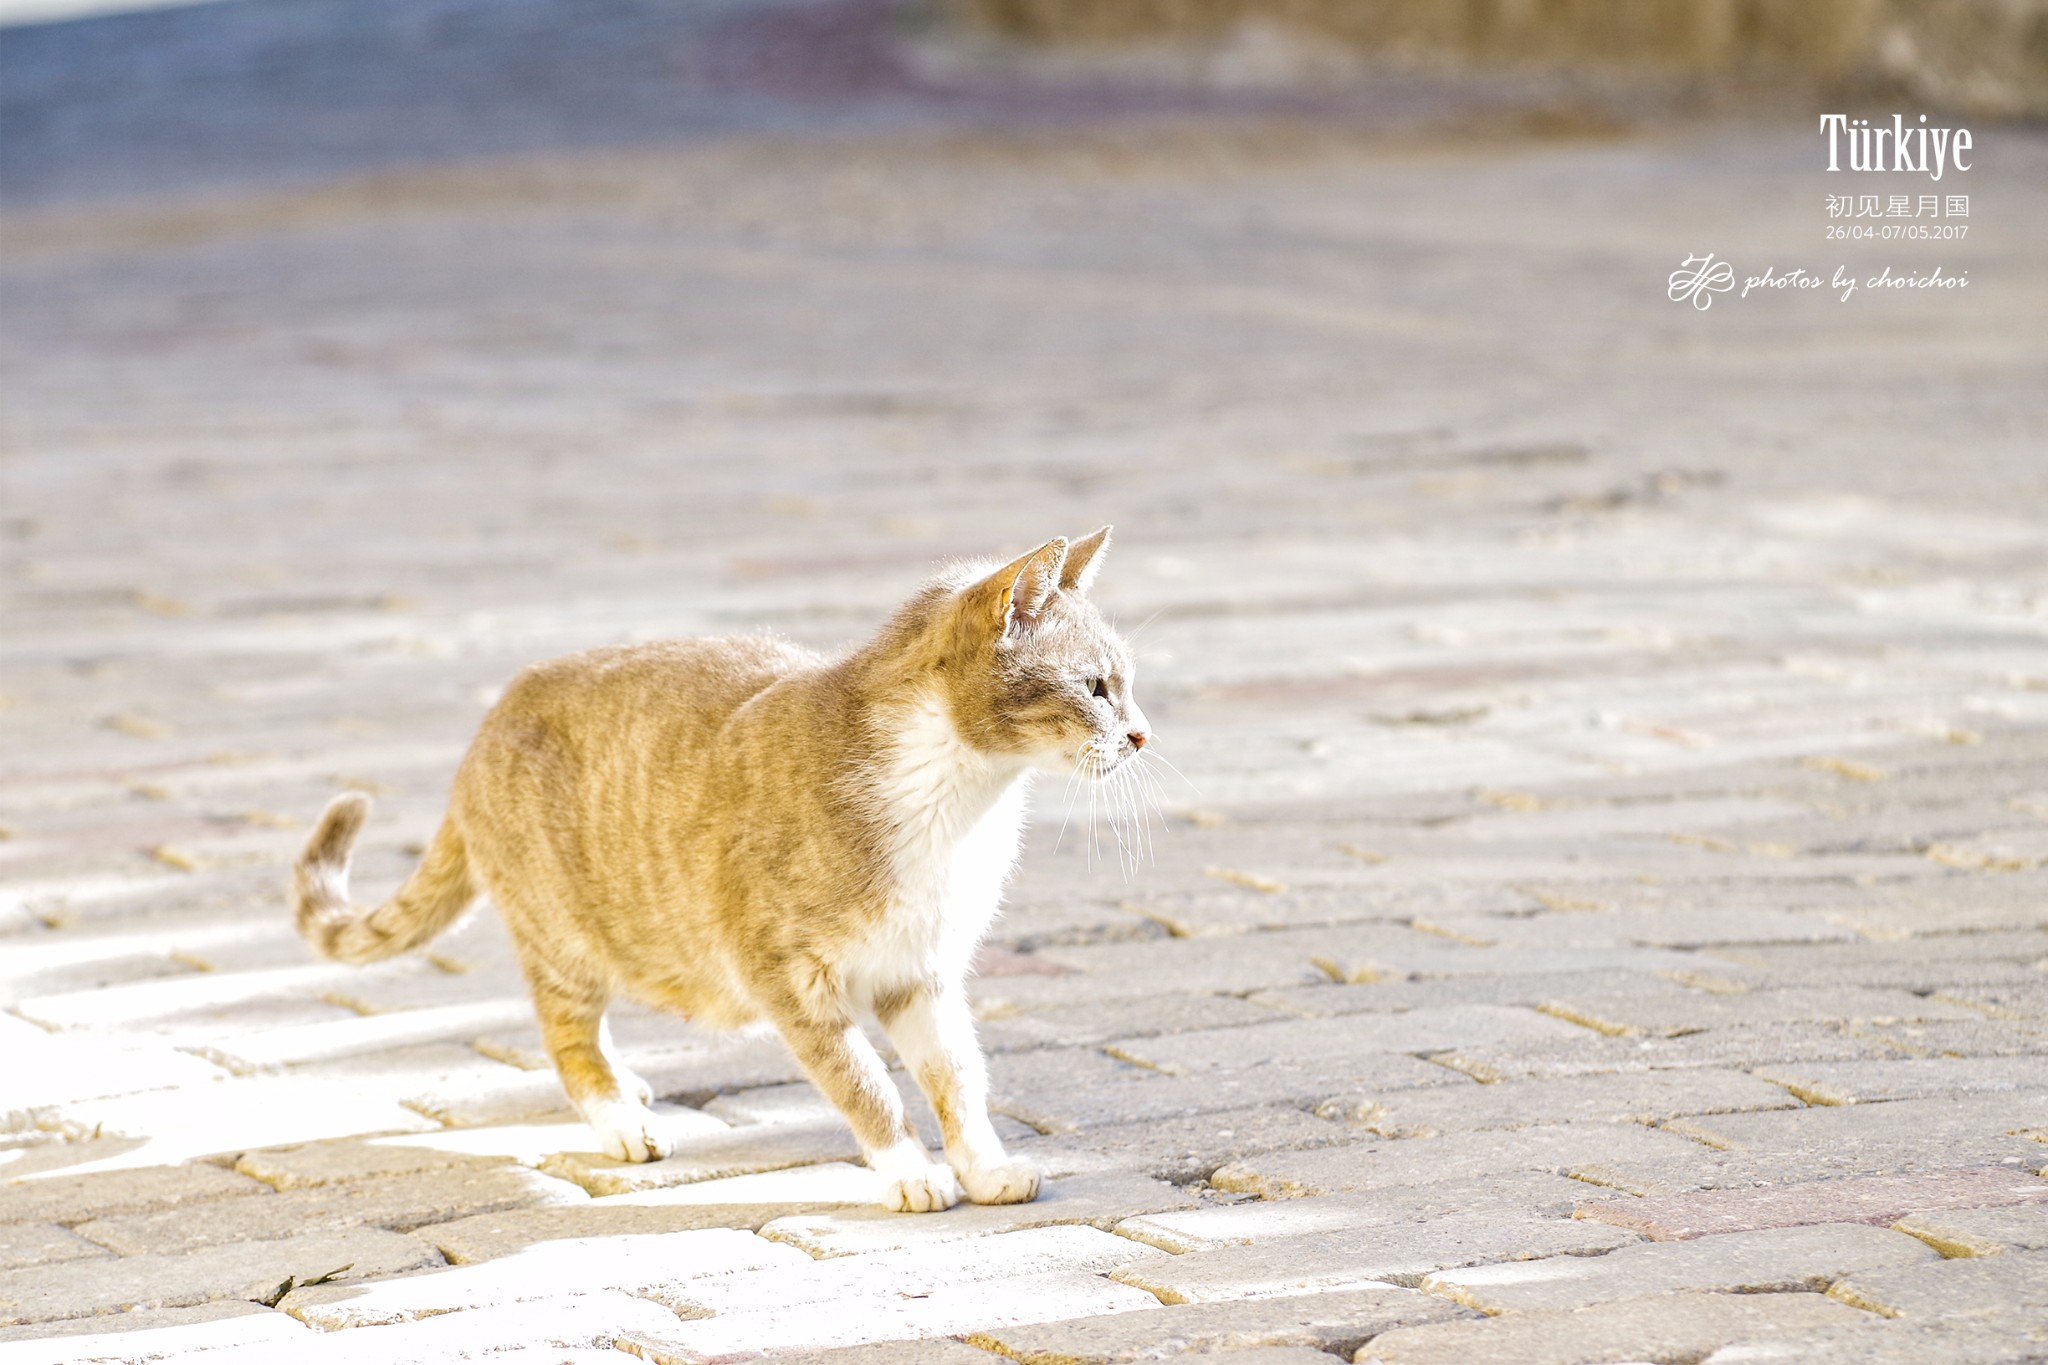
[881,982,1041,1205]
[776,1012,961,1213]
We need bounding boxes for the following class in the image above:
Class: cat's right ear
[970,538,1068,637]
[1060,525,1111,594]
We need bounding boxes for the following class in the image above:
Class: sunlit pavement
[3,2,2048,1361]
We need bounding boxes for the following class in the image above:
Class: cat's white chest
[851,695,1029,990]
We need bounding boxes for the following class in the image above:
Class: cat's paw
[880,1163,962,1214]
[960,1158,1042,1205]
[614,1066,656,1108]
[585,1099,672,1163]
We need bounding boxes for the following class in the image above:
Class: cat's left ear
[976,537,1068,636]
[1060,525,1112,594]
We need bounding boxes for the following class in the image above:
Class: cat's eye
[1088,678,1109,700]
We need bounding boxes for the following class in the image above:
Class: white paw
[879,1163,961,1213]
[615,1066,655,1108]
[584,1099,672,1163]
[960,1158,1041,1205]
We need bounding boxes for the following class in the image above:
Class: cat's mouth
[1066,741,1137,779]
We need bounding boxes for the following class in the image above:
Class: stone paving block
[283,1043,540,1115]
[538,1115,859,1195]
[0,1223,106,1272]
[1537,987,1984,1038]
[1312,944,1704,986]
[422,1201,795,1262]
[0,1302,302,1356]
[193,1000,539,1074]
[1246,971,1689,1020]
[335,1117,722,1171]
[1117,887,1426,938]
[235,1140,517,1190]
[1356,1291,1869,1365]
[74,1164,587,1255]
[1110,1211,1637,1303]
[0,1015,226,1117]
[1751,1057,2048,1105]
[1425,1022,1916,1085]
[1893,1203,2048,1256]
[981,993,1287,1052]
[1664,1094,2048,1169]
[1824,900,2048,940]
[677,1225,1154,1318]
[747,1340,1001,1365]
[0,1226,441,1325]
[1573,1167,2048,1240]
[0,1303,311,1364]
[991,1047,1457,1135]
[747,1339,1007,1365]
[626,1267,1161,1360]
[620,1226,1162,1356]
[1105,1008,1583,1078]
[1703,933,2048,992]
[1701,1318,2045,1365]
[612,1161,882,1208]
[0,920,257,1003]
[282,1227,803,1327]
[210,1291,682,1365]
[970,1285,1473,1362]
[1414,908,1851,950]
[1137,1351,1340,1365]
[1209,1122,1711,1199]
[43,1074,441,1159]
[9,963,418,1033]
[1936,980,2048,1022]
[1325,1068,1797,1137]
[675,1219,1163,1326]
[1116,1173,1594,1254]
[759,1171,1195,1257]
[1016,1105,1354,1184]
[1852,1017,2048,1060]
[0,1162,267,1225]
[1422,1222,1935,1313]
[1830,1248,2048,1329]
[411,1073,722,1130]
[977,930,1399,1010]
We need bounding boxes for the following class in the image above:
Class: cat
[293,528,1151,1212]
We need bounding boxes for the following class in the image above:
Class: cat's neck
[867,690,1028,845]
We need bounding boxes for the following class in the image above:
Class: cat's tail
[293,793,478,964]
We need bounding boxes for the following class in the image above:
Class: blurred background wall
[940,0,2048,116]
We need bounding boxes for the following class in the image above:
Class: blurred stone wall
[940,0,2048,115]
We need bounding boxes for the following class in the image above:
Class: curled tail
[294,793,477,964]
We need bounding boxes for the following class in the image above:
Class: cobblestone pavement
[4,5,2048,1362]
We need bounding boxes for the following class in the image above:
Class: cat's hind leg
[530,974,672,1163]
[598,1016,656,1108]
[880,983,1040,1205]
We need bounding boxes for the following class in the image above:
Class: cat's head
[932,527,1151,776]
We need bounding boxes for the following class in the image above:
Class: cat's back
[476,634,819,759]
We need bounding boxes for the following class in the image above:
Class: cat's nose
[1127,729,1149,751]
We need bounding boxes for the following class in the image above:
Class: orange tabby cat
[294,529,1151,1211]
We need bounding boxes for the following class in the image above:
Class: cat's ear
[1060,525,1112,594]
[975,537,1067,636]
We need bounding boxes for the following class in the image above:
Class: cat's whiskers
[1049,740,1171,882]
[1136,741,1198,797]
[1051,745,1088,857]
[1103,760,1139,878]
